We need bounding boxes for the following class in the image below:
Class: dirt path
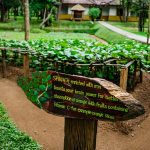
[89,35,108,44]
[0,78,150,150]
[0,79,64,150]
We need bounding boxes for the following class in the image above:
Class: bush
[89,7,101,21]
[0,103,41,149]
[44,27,98,34]
[30,28,46,33]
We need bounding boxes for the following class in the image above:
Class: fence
[0,47,142,91]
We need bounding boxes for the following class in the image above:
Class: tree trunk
[1,8,8,22]
[147,2,150,44]
[123,7,126,22]
[39,8,53,28]
[125,7,129,22]
[14,8,18,20]
[64,118,97,150]
[138,11,143,32]
[23,0,30,41]
[56,5,61,21]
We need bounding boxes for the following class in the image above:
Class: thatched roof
[62,0,120,5]
[70,4,86,11]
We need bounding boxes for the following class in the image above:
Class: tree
[29,0,60,28]
[147,2,150,44]
[132,0,148,32]
[23,0,30,40]
[0,0,21,22]
[120,0,132,22]
[89,7,101,21]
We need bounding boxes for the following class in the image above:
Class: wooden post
[117,67,129,129]
[133,61,137,90]
[1,50,7,78]
[140,61,143,83]
[120,67,128,91]
[147,2,150,44]
[64,118,97,150]
[23,53,29,76]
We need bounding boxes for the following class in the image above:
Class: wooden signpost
[43,71,145,150]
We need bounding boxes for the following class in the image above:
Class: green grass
[0,31,95,41]
[0,16,41,31]
[0,18,24,31]
[0,17,136,43]
[0,102,41,149]
[108,21,148,37]
[44,20,98,34]
[52,20,94,28]
[94,23,128,43]
[0,18,96,40]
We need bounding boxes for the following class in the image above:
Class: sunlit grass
[0,31,95,41]
[108,21,148,37]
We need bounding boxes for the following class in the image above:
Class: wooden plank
[122,60,135,68]
[64,118,97,150]
[1,50,7,78]
[23,53,29,76]
[120,67,128,91]
[103,59,117,64]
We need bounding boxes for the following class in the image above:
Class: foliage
[88,7,101,21]
[1,38,149,105]
[0,0,21,9]
[0,0,21,22]
[0,102,41,149]
[17,71,52,108]
[44,27,98,34]
[0,38,149,71]
[131,0,149,31]
[30,0,60,26]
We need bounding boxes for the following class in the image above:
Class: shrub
[89,7,101,21]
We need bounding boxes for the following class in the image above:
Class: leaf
[39,85,46,91]
[39,97,47,103]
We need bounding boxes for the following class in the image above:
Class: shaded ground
[0,71,150,150]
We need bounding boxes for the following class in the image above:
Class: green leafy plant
[89,7,101,21]
[17,71,52,108]
[0,103,41,149]
[0,38,149,71]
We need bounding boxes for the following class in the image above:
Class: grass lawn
[0,31,95,41]
[0,102,41,149]
[0,17,133,43]
[108,21,148,37]
[0,18,96,41]
[94,23,128,43]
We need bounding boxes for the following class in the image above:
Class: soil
[89,35,108,44]
[0,69,150,150]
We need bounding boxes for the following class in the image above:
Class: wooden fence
[0,47,142,91]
